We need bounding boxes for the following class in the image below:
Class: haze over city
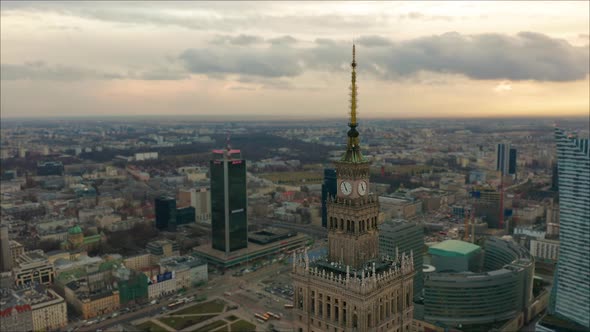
[1,2,590,332]
[1,1,589,119]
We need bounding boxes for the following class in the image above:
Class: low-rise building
[124,253,152,271]
[159,256,208,289]
[0,286,67,332]
[147,272,176,299]
[530,238,559,263]
[9,240,24,267]
[146,240,179,265]
[13,250,55,286]
[64,280,119,319]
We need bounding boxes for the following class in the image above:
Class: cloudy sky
[1,1,589,119]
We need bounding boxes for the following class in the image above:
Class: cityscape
[1,2,589,332]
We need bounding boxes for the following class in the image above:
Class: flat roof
[193,233,308,268]
[429,240,481,257]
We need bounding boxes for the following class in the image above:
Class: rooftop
[429,240,481,257]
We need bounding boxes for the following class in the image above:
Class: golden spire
[340,43,366,163]
[350,43,357,127]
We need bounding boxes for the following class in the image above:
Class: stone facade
[292,250,415,332]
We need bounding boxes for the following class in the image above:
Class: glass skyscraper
[155,196,176,231]
[496,143,517,177]
[551,127,590,328]
[210,146,248,254]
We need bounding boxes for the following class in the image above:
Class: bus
[284,304,294,309]
[168,300,184,310]
[255,313,268,322]
[267,312,281,320]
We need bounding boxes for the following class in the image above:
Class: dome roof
[68,225,83,235]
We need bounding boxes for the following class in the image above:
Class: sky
[1,1,589,119]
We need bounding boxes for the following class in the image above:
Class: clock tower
[292,45,415,332]
[328,44,380,269]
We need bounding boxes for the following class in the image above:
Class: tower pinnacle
[341,44,366,163]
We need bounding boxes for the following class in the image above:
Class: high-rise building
[0,225,11,272]
[292,45,414,332]
[321,168,337,228]
[550,128,590,328]
[178,187,211,223]
[496,143,517,177]
[210,140,248,254]
[379,219,424,300]
[155,196,177,231]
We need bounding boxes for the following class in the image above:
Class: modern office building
[321,168,337,228]
[175,206,195,226]
[292,45,414,332]
[428,240,482,273]
[154,196,176,231]
[146,239,180,264]
[549,128,590,328]
[496,143,517,177]
[36,161,64,176]
[13,250,55,286]
[379,219,425,300]
[210,142,248,254]
[422,237,535,331]
[178,187,211,223]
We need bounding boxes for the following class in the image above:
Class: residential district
[1,50,589,332]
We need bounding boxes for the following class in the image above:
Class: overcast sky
[1,1,589,119]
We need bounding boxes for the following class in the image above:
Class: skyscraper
[496,143,517,177]
[292,45,414,332]
[321,168,337,228]
[550,128,590,328]
[155,196,176,231]
[210,140,248,254]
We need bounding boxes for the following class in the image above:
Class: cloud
[494,81,513,93]
[268,35,298,46]
[4,32,587,84]
[178,32,589,82]
[211,34,264,46]
[356,35,392,47]
[0,62,124,81]
[0,62,188,81]
[179,48,303,78]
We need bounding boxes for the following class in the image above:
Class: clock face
[358,181,367,196]
[340,181,352,195]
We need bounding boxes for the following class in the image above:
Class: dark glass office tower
[155,196,176,231]
[497,143,517,177]
[210,146,248,254]
[321,168,337,228]
[508,148,517,178]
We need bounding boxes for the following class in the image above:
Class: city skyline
[1,1,589,119]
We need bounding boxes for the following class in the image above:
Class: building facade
[13,250,55,286]
[178,187,211,223]
[210,141,248,254]
[496,143,517,178]
[155,196,176,231]
[30,288,68,331]
[551,128,590,328]
[0,226,11,272]
[292,45,414,332]
[423,237,534,330]
[379,220,425,300]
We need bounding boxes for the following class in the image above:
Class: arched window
[347,220,350,231]
[353,313,358,328]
